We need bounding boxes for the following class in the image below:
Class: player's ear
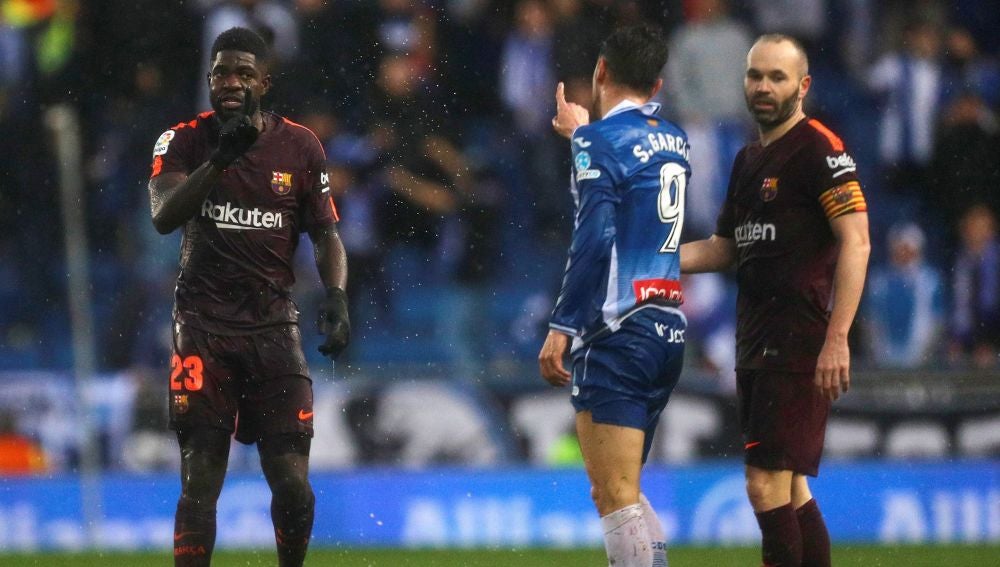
[595,57,608,85]
[648,78,663,100]
[798,74,811,101]
[260,73,272,96]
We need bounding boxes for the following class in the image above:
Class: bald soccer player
[680,34,870,567]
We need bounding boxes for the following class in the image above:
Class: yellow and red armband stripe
[819,181,867,219]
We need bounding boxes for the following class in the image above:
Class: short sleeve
[807,120,867,220]
[300,136,339,234]
[150,126,194,178]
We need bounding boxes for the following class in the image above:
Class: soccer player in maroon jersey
[681,35,870,567]
[148,28,349,567]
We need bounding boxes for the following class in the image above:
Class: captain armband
[819,181,867,219]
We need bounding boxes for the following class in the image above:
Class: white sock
[601,503,653,567]
[640,493,668,567]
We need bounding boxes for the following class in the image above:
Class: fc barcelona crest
[271,171,293,195]
[760,177,779,202]
[173,394,189,414]
[829,184,853,205]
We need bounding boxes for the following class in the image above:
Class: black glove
[318,287,350,359]
[210,87,259,170]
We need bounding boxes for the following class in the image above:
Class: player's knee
[745,470,786,507]
[590,477,639,515]
[270,474,314,507]
[260,452,313,503]
[177,492,219,514]
[177,429,230,503]
[181,470,226,503]
[745,476,768,506]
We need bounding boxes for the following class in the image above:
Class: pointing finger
[243,86,257,117]
[555,82,566,108]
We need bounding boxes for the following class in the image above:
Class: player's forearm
[387,167,458,214]
[149,163,221,234]
[680,236,736,273]
[423,135,466,180]
[551,202,616,333]
[826,231,870,339]
[313,227,348,290]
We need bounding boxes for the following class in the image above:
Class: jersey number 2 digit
[170,354,205,391]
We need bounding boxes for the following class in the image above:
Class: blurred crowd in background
[1,0,1000,473]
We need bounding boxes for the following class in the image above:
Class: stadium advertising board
[0,461,997,550]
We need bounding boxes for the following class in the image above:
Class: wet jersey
[150,111,338,335]
[550,101,691,350]
[715,118,867,371]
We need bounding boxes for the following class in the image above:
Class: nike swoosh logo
[298,409,313,420]
[745,441,761,450]
[174,531,197,542]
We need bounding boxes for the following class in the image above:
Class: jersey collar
[604,99,662,119]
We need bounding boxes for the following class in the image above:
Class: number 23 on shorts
[170,354,204,391]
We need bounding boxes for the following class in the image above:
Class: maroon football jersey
[150,111,338,335]
[715,118,867,372]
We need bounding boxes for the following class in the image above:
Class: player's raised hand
[538,329,572,387]
[210,86,259,170]
[241,84,258,119]
[815,336,850,401]
[318,286,351,360]
[552,82,590,139]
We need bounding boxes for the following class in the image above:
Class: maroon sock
[173,497,216,567]
[273,489,315,567]
[797,499,831,567]
[755,503,802,567]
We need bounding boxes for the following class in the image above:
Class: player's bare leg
[746,465,801,567]
[577,411,657,567]
[259,433,314,567]
[174,428,231,567]
[792,474,830,567]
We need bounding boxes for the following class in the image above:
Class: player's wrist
[209,150,235,170]
[824,328,849,342]
[325,286,347,302]
[548,322,578,337]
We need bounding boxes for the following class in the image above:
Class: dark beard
[211,99,242,122]
[746,89,799,130]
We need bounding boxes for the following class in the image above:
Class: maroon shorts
[169,323,313,444]
[736,369,830,476]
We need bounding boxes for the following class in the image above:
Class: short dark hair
[210,27,269,62]
[599,25,669,93]
[753,33,810,76]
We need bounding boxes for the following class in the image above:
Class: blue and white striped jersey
[549,100,691,349]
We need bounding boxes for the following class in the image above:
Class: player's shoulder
[164,111,215,134]
[153,111,214,157]
[800,117,851,154]
[572,121,613,153]
[275,112,326,151]
[796,118,860,179]
[647,113,687,140]
[577,111,686,153]
[156,111,214,144]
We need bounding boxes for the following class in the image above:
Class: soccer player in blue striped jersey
[539,25,688,567]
